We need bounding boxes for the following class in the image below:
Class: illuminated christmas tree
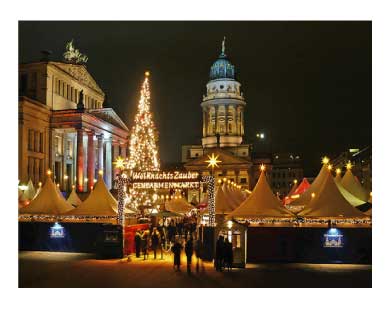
[127,72,160,208]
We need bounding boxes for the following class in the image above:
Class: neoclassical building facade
[19,58,129,192]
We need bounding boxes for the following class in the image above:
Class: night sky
[19,21,371,176]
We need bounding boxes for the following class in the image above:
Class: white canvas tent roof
[227,171,295,219]
[341,169,369,202]
[165,195,194,214]
[365,207,372,216]
[290,164,329,206]
[67,187,82,207]
[67,175,119,216]
[224,184,243,208]
[214,184,235,214]
[335,180,366,207]
[298,172,367,218]
[19,177,74,215]
[21,179,36,201]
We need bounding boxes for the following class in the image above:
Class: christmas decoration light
[205,153,221,169]
[346,161,352,170]
[125,72,161,211]
[322,156,330,165]
[336,168,341,175]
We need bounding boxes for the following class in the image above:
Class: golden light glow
[346,161,352,170]
[98,170,103,176]
[260,164,266,172]
[223,177,227,182]
[205,153,222,169]
[322,156,330,165]
[370,191,372,197]
[293,179,298,184]
[227,220,233,229]
[47,169,52,176]
[72,185,75,189]
[38,182,42,187]
[328,164,333,171]
[64,175,68,180]
[311,192,316,198]
[336,168,341,175]
[114,156,126,170]
[145,71,150,77]
[217,179,222,184]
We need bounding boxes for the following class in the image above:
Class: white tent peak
[67,174,119,216]
[298,172,367,218]
[21,179,36,201]
[290,164,330,206]
[67,187,82,207]
[19,176,73,215]
[227,171,295,219]
[341,169,368,202]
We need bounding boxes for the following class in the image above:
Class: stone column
[121,142,127,159]
[225,105,229,134]
[215,105,219,135]
[241,107,244,135]
[236,107,240,135]
[113,141,120,176]
[113,142,120,161]
[87,131,95,191]
[202,110,206,137]
[104,137,112,189]
[97,134,104,172]
[76,129,84,192]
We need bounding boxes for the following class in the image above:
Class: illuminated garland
[202,175,215,226]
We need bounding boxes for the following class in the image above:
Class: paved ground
[19,251,372,288]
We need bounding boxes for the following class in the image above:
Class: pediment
[52,62,104,95]
[89,108,129,132]
[184,148,252,169]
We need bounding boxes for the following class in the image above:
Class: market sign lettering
[131,171,200,181]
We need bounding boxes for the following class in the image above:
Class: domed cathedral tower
[201,37,246,148]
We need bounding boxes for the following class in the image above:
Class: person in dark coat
[142,230,149,260]
[224,238,233,271]
[151,227,160,259]
[185,236,194,273]
[171,238,183,271]
[134,230,142,258]
[215,235,225,271]
[194,237,202,272]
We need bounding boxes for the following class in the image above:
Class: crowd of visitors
[134,223,233,273]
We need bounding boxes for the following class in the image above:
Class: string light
[260,164,266,171]
[336,168,341,175]
[126,72,160,210]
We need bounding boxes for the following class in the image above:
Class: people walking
[185,236,194,273]
[135,229,142,258]
[224,238,233,271]
[151,227,160,259]
[171,237,183,271]
[215,235,225,271]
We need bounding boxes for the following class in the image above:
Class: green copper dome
[209,53,235,80]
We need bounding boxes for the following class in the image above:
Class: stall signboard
[323,228,344,248]
[50,222,65,239]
